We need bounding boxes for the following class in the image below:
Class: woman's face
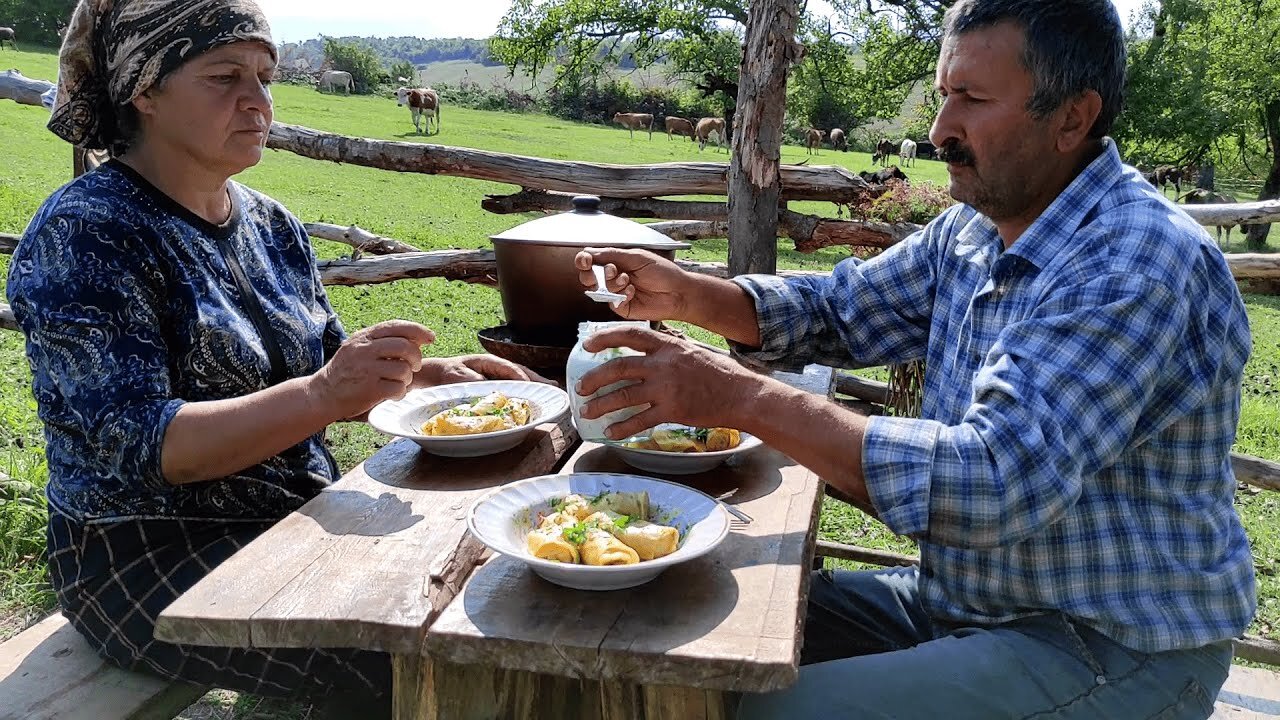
[133,41,276,177]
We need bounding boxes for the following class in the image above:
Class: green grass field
[2,44,1278,654]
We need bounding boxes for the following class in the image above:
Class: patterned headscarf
[48,0,276,152]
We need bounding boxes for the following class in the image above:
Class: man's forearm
[739,374,873,509]
[680,274,762,348]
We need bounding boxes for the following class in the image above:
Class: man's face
[929,21,1058,221]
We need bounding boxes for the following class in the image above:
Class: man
[573,1,1254,717]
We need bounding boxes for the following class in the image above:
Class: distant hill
[279,36,498,71]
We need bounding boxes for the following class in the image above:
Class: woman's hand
[309,320,435,421]
[419,354,555,386]
[574,248,694,322]
[575,326,762,441]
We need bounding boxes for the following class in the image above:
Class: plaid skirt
[46,503,391,701]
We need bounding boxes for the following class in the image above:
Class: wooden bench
[0,614,206,720]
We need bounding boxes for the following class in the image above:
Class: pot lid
[490,196,692,249]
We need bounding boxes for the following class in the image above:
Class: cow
[829,128,847,152]
[0,27,16,50]
[317,70,353,94]
[915,140,937,160]
[899,139,918,167]
[872,138,896,166]
[859,166,910,185]
[696,117,727,153]
[1180,189,1244,247]
[806,128,826,155]
[396,86,441,135]
[1149,164,1194,195]
[664,116,696,141]
[613,112,654,140]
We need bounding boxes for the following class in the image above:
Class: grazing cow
[829,128,847,152]
[696,117,727,152]
[395,86,441,135]
[0,27,15,50]
[1180,189,1243,247]
[613,112,654,140]
[1149,164,1193,195]
[915,140,937,160]
[872,138,896,166]
[859,166,910,184]
[317,70,353,94]
[664,116,696,141]
[806,128,826,155]
[899,139,918,167]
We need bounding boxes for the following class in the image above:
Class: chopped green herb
[560,520,597,545]
[548,496,565,511]
[590,490,614,504]
[612,514,632,531]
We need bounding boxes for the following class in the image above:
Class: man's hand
[310,320,435,421]
[575,248,694,322]
[420,354,555,386]
[575,327,761,441]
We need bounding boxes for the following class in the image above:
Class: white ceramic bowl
[368,381,569,458]
[606,424,764,475]
[467,472,731,591]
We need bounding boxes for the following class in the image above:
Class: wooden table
[156,366,829,720]
[420,441,823,719]
[154,417,578,677]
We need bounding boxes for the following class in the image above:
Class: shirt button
[1095,675,1107,686]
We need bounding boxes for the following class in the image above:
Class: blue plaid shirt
[734,140,1255,652]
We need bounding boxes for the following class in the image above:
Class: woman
[6,0,538,713]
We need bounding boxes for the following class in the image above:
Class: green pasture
[1,46,1277,650]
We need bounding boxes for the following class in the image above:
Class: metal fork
[714,490,753,526]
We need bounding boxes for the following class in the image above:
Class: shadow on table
[566,445,787,506]
[458,552,741,661]
[295,489,425,536]
[360,428,565,493]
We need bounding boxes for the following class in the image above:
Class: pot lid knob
[572,195,602,214]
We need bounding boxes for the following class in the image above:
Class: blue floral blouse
[7,160,347,523]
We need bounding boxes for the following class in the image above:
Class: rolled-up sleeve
[862,272,1187,548]
[730,207,955,371]
[7,214,184,490]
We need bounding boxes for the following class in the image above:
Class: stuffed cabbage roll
[704,427,741,452]
[580,528,640,566]
[612,520,680,561]
[526,528,580,564]
[587,491,650,520]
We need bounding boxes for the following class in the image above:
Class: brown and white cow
[830,128,847,152]
[396,86,441,135]
[665,116,696,141]
[613,112,653,139]
[872,138,895,166]
[696,117,727,153]
[806,129,826,155]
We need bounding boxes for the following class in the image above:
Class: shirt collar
[992,138,1124,271]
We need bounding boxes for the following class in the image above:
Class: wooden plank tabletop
[424,441,824,694]
[155,416,577,655]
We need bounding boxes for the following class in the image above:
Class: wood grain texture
[155,416,577,654]
[0,614,206,720]
[305,222,422,255]
[0,304,15,333]
[265,122,875,204]
[0,70,51,107]
[425,442,823,694]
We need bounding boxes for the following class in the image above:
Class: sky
[260,0,1148,44]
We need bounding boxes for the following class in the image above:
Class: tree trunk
[1246,98,1280,251]
[727,0,804,276]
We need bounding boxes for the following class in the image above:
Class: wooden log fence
[303,222,421,255]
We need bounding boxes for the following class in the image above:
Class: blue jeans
[737,567,1231,720]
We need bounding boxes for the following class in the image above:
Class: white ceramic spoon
[585,264,627,306]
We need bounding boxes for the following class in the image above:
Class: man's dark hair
[943,0,1126,138]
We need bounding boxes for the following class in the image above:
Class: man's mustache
[937,143,975,166]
